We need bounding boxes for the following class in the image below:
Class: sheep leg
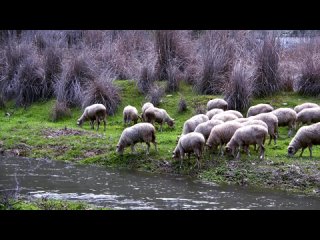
[90,120,94,129]
[299,147,306,157]
[95,116,100,131]
[219,143,224,156]
[146,142,150,155]
[103,119,106,131]
[131,144,136,154]
[268,135,272,145]
[160,122,163,132]
[308,145,313,158]
[259,143,265,160]
[194,149,201,169]
[180,150,185,168]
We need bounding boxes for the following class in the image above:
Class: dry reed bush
[195,30,234,95]
[252,34,281,97]
[147,85,165,107]
[224,61,252,112]
[82,70,121,115]
[50,101,72,121]
[178,97,187,113]
[136,63,155,95]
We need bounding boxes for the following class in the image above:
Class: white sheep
[77,103,107,131]
[141,102,154,121]
[172,132,205,169]
[182,114,209,135]
[225,125,268,160]
[207,98,228,111]
[194,119,224,140]
[211,112,239,122]
[225,110,243,118]
[296,107,320,129]
[249,112,278,145]
[272,108,297,137]
[123,105,140,126]
[288,122,320,158]
[206,121,243,155]
[144,106,175,132]
[294,102,319,114]
[246,103,274,117]
[206,108,224,120]
[116,123,157,155]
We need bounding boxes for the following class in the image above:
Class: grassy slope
[1,80,320,194]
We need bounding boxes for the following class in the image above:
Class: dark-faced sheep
[144,106,175,132]
[272,108,297,137]
[172,132,205,169]
[206,121,243,155]
[288,122,320,158]
[77,103,107,131]
[207,99,228,111]
[182,114,209,135]
[246,104,274,117]
[296,107,320,129]
[294,102,319,114]
[141,102,154,121]
[123,105,140,126]
[225,125,268,160]
[116,123,157,155]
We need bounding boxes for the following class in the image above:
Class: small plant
[147,85,165,107]
[178,97,187,113]
[137,64,154,95]
[50,101,72,121]
[193,102,206,114]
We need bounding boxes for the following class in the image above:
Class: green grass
[1,80,320,194]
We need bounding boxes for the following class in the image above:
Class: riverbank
[1,80,320,196]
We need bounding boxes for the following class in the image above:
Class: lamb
[144,106,175,132]
[207,98,228,111]
[246,103,274,117]
[172,132,205,169]
[249,112,278,145]
[287,122,320,158]
[206,108,224,120]
[225,110,243,118]
[123,105,140,126]
[182,114,209,135]
[296,107,320,129]
[211,112,239,122]
[141,102,154,121]
[116,123,157,155]
[294,102,319,114]
[271,108,297,137]
[225,125,268,160]
[77,103,107,131]
[206,121,243,155]
[194,119,224,140]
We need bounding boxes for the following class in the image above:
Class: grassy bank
[1,80,320,195]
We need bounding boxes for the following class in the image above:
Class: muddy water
[1,156,320,209]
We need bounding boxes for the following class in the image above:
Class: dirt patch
[0,143,32,157]
[42,127,104,138]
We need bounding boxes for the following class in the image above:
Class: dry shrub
[193,102,206,115]
[147,85,165,107]
[224,62,252,112]
[136,64,155,95]
[50,101,72,121]
[82,70,121,115]
[252,35,281,97]
[178,97,187,113]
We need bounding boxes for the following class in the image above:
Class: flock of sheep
[76,99,320,168]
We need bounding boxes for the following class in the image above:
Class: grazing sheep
[272,108,297,137]
[144,106,175,132]
[194,119,224,140]
[77,103,107,131]
[172,132,205,169]
[241,119,268,130]
[116,123,157,155]
[249,112,278,145]
[225,125,268,160]
[207,99,228,111]
[296,107,320,129]
[211,112,239,122]
[182,114,209,135]
[206,121,243,155]
[246,103,274,117]
[141,102,154,121]
[233,118,250,124]
[206,108,224,120]
[123,105,140,126]
[294,102,319,114]
[225,110,243,118]
[288,122,320,158]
